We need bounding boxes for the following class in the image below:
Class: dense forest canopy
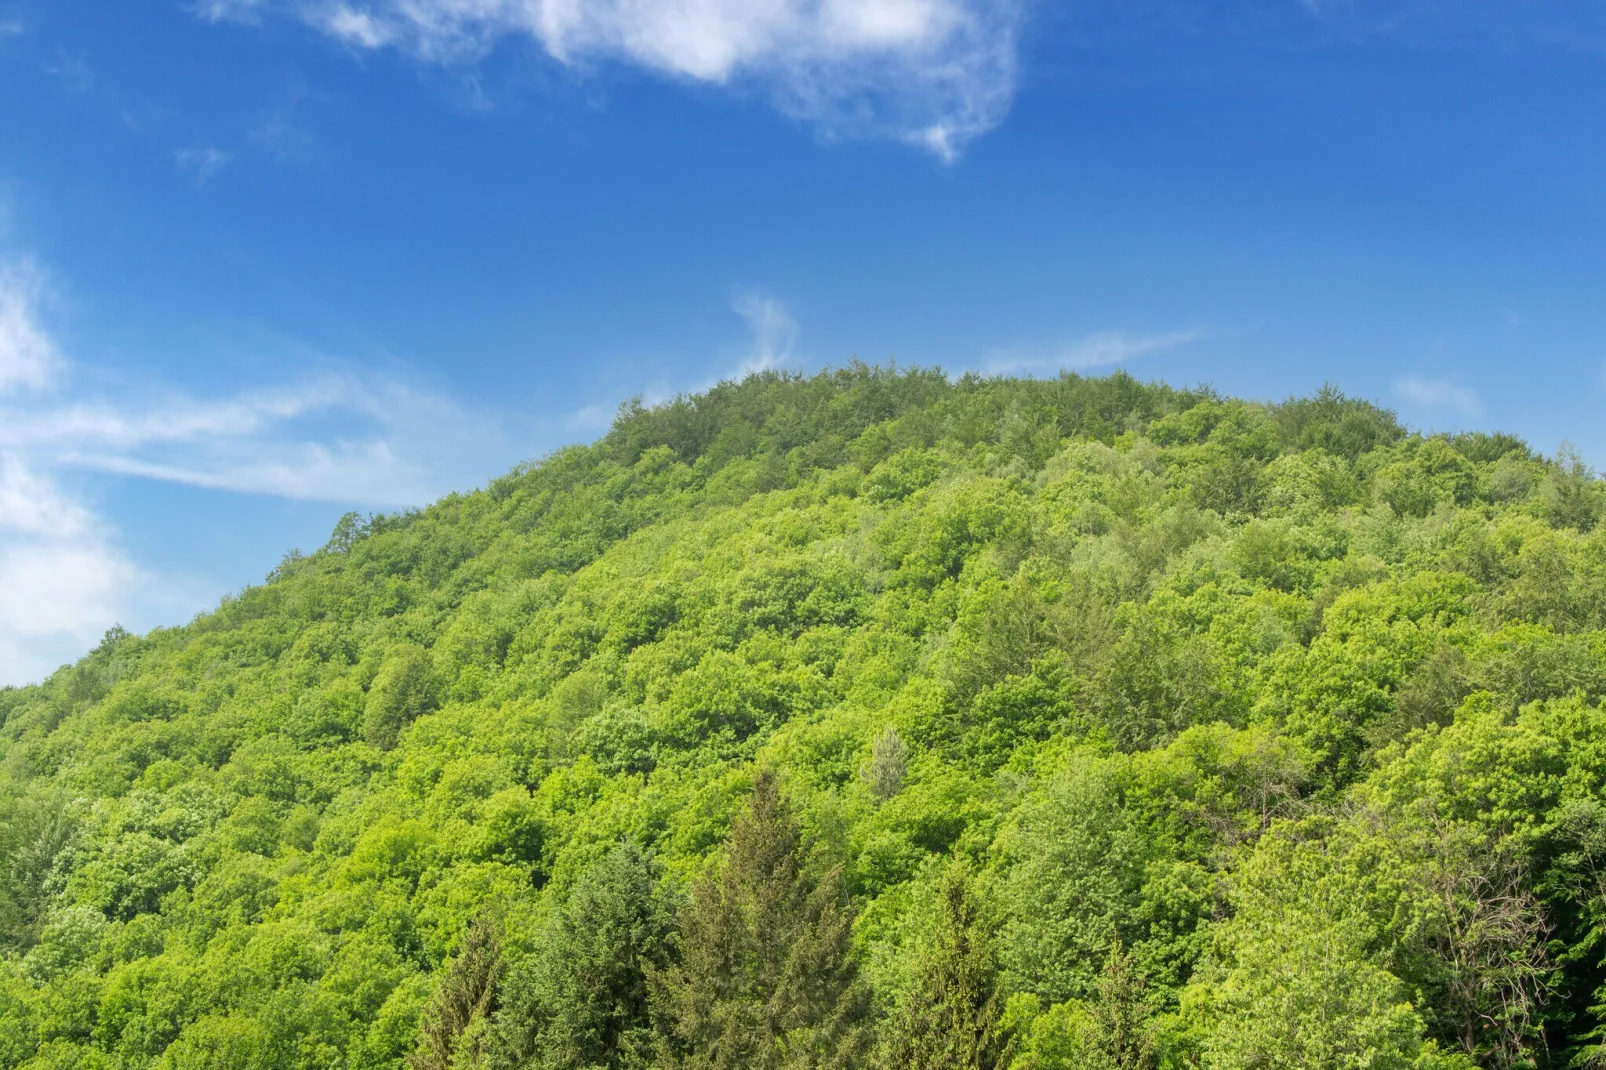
[4,365,1606,1069]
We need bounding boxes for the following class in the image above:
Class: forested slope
[4,366,1606,1069]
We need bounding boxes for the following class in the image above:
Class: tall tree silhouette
[491,841,677,1069]
[878,861,1013,1070]
[413,917,504,1070]
[651,771,871,1070]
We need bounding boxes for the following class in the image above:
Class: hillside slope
[4,366,1606,1069]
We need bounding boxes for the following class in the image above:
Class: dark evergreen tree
[650,771,871,1070]
[1089,944,1156,1070]
[413,917,505,1070]
[491,841,677,1070]
[877,861,1012,1070]
[364,642,440,750]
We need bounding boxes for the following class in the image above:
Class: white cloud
[322,4,391,48]
[0,247,512,684]
[988,327,1206,375]
[250,81,319,164]
[0,454,92,538]
[578,289,802,419]
[0,273,148,684]
[733,290,798,375]
[0,454,137,685]
[192,0,253,20]
[197,0,1023,158]
[0,370,498,507]
[0,258,59,392]
[176,146,233,185]
[42,51,95,94]
[566,403,613,432]
[1394,375,1481,417]
[1289,0,1606,56]
[1058,328,1207,369]
[0,378,349,449]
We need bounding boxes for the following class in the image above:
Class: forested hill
[6,366,1606,1070]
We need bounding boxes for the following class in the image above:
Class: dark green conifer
[878,860,1013,1070]
[650,770,871,1070]
[1089,943,1156,1070]
[491,841,677,1070]
[413,917,504,1070]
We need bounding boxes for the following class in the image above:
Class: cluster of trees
[2,364,1606,1068]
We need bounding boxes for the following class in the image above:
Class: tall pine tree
[490,841,677,1070]
[650,770,871,1070]
[1089,943,1156,1070]
[878,861,1013,1070]
[413,917,504,1070]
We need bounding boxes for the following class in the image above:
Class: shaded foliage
[650,772,870,1070]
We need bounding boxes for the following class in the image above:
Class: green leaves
[363,644,441,751]
[1000,754,1149,1004]
[4,368,1606,1068]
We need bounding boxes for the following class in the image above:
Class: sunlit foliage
[2,365,1605,1068]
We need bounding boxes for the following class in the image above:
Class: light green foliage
[0,792,76,952]
[0,366,1604,1067]
[1000,753,1149,1003]
[1186,817,1436,1069]
[862,728,908,802]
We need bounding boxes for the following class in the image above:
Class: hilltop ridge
[2,365,1605,1069]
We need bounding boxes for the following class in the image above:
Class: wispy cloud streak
[1394,375,1481,416]
[0,249,510,684]
[733,291,799,375]
[0,257,59,391]
[176,146,232,185]
[988,327,1207,375]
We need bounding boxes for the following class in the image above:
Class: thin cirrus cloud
[987,327,1207,376]
[0,258,60,391]
[1394,375,1482,417]
[0,251,510,685]
[195,0,1024,160]
[43,380,500,505]
[0,455,136,685]
[732,290,799,376]
[1295,0,1606,39]
[9,370,506,508]
[175,146,233,186]
[0,260,137,684]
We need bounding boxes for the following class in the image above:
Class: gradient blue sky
[1,0,1604,683]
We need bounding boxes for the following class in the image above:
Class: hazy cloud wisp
[0,258,59,392]
[989,327,1207,375]
[733,291,799,375]
[1395,375,1482,417]
[176,147,233,185]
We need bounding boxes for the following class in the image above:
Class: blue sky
[1,0,1604,684]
